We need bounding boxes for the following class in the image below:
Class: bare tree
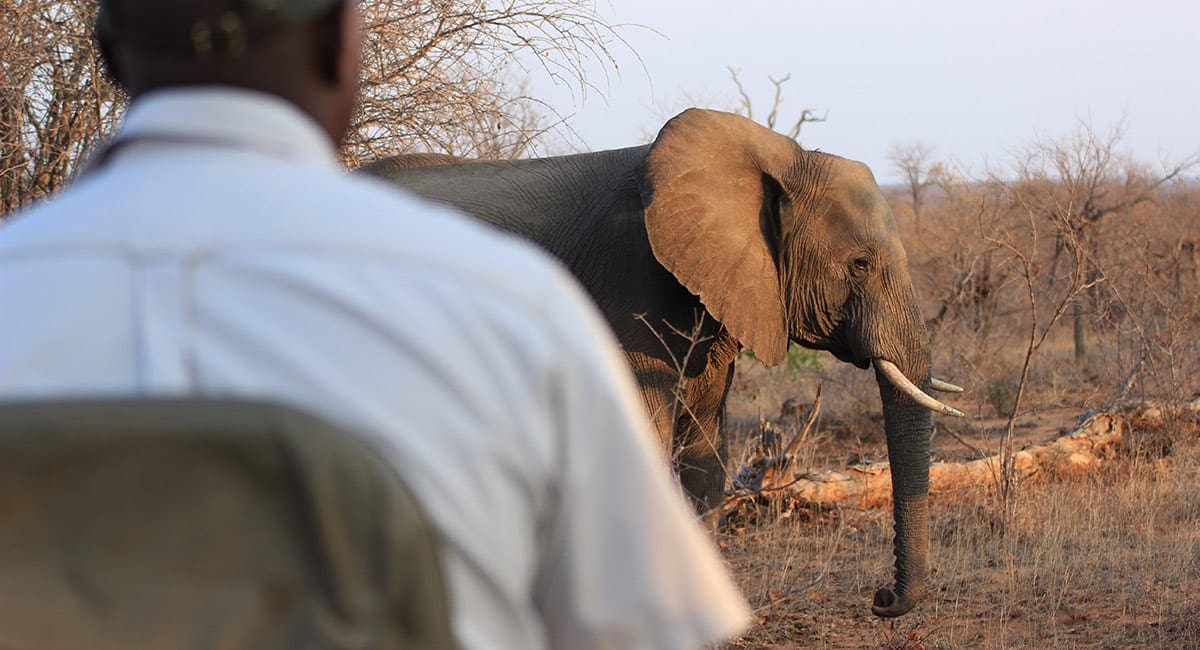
[887,141,935,229]
[346,0,626,166]
[1,0,123,217]
[1008,118,1197,362]
[727,68,826,145]
[970,120,1198,516]
[920,174,1006,335]
[984,183,1094,514]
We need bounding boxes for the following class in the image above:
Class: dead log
[723,398,1200,518]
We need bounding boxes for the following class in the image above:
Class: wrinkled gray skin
[360,109,936,618]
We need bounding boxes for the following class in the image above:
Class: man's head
[96,0,362,144]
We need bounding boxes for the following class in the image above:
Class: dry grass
[718,378,1200,649]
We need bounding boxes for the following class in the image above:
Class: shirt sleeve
[532,276,752,650]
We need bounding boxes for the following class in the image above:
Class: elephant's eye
[851,256,872,277]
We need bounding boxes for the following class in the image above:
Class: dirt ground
[714,358,1200,649]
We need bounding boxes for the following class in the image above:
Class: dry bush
[892,123,1199,435]
[345,0,626,165]
[1,1,625,219]
[1,0,123,215]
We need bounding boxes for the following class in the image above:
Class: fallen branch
[723,398,1200,519]
[730,386,822,494]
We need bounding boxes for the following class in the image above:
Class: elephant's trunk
[871,354,933,618]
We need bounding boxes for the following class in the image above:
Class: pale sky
[529,0,1199,184]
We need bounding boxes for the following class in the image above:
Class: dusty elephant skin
[359,108,961,618]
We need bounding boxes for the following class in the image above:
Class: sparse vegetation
[740,342,823,379]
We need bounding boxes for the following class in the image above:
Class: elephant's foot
[871,586,918,618]
[678,453,726,522]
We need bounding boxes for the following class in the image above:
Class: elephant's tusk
[930,378,964,393]
[875,360,966,417]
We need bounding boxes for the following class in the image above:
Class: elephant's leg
[627,351,681,452]
[674,333,740,517]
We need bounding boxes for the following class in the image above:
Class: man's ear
[95,24,127,90]
[336,2,363,90]
[312,9,338,84]
[314,2,361,87]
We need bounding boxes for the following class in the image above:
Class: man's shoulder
[0,158,593,336]
[1,161,556,277]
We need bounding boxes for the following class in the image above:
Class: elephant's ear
[640,108,801,366]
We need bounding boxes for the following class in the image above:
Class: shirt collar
[116,86,341,167]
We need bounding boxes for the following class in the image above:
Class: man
[0,0,752,648]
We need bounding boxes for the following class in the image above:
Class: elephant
[358,108,963,618]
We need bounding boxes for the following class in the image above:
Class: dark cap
[97,0,344,59]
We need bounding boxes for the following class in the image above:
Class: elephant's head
[640,108,962,617]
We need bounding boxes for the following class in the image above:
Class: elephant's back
[356,147,650,258]
[357,153,468,176]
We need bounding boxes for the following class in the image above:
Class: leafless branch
[726,68,826,144]
[2,1,629,217]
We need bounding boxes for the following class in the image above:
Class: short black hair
[96,0,343,60]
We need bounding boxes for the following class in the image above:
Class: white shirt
[0,88,751,649]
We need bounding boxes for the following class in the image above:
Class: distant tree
[918,170,1005,335]
[1005,118,1197,362]
[726,68,827,145]
[647,68,827,146]
[887,141,936,229]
